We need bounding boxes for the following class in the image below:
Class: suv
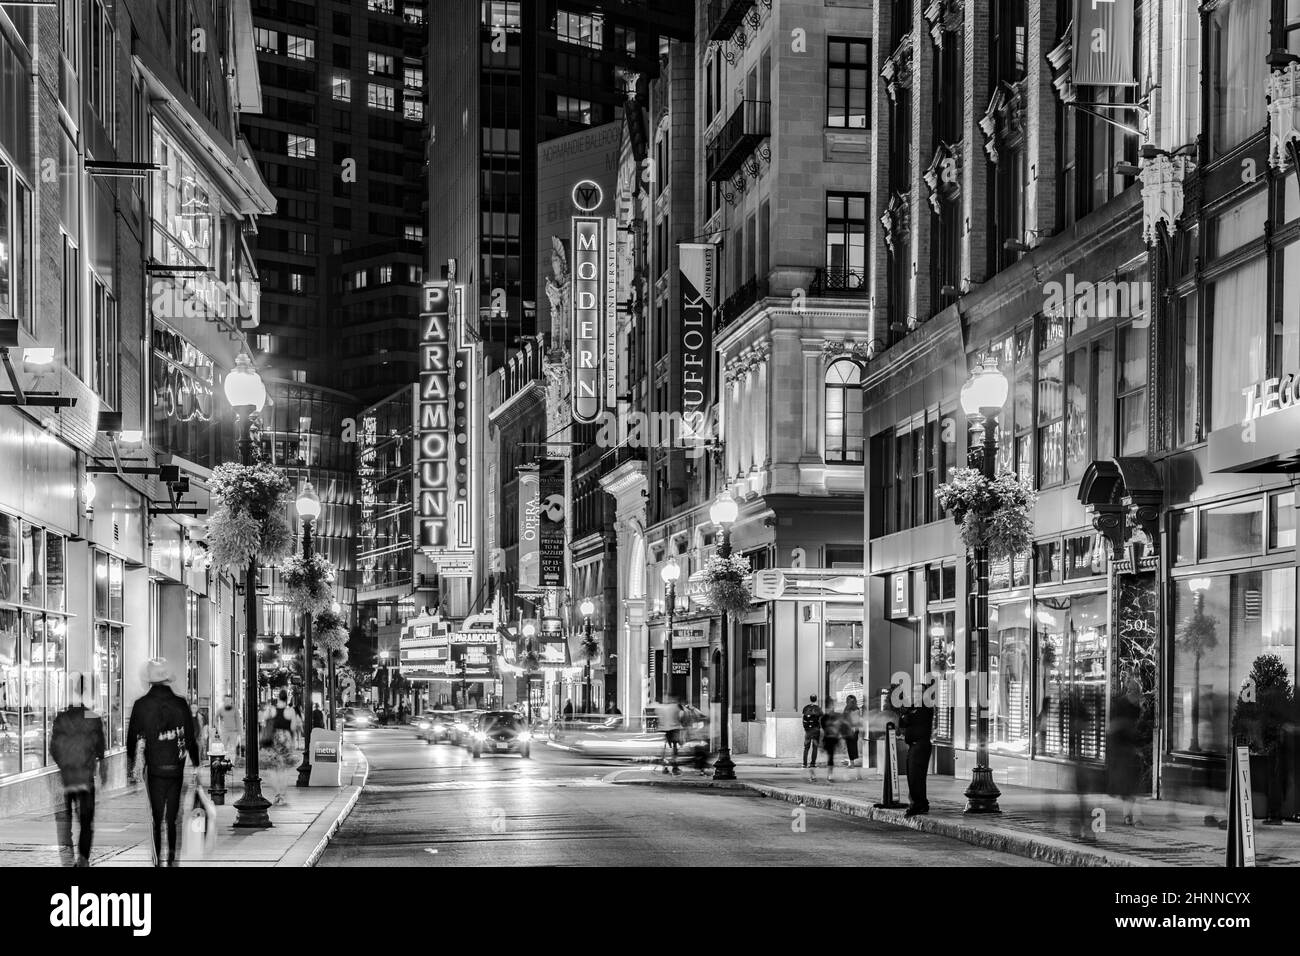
[470,711,531,758]
[341,706,379,729]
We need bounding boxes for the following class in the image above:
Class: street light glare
[710,490,739,527]
[960,358,1009,417]
[223,351,267,412]
[296,482,322,521]
[522,622,536,637]
[579,598,595,618]
[660,557,680,583]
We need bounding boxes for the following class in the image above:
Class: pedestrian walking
[49,679,107,867]
[818,699,843,783]
[398,700,408,724]
[801,694,823,769]
[898,682,934,817]
[126,659,200,867]
[213,692,241,763]
[563,699,574,720]
[260,689,302,806]
[312,704,326,730]
[1107,678,1144,826]
[656,695,683,775]
[842,694,864,780]
[190,703,208,761]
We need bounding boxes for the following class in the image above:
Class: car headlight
[455,723,467,732]
[417,721,431,730]
[517,730,532,742]
[473,731,486,742]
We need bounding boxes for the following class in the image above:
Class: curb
[281,748,371,868]
[610,771,1148,867]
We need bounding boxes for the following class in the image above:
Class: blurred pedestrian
[1106,678,1144,826]
[801,694,823,770]
[656,695,683,776]
[818,698,843,783]
[190,703,208,761]
[606,701,621,715]
[312,704,326,730]
[126,659,200,867]
[843,694,864,780]
[49,678,106,867]
[398,700,408,724]
[213,693,241,764]
[260,689,302,806]
[898,682,934,817]
[563,699,574,720]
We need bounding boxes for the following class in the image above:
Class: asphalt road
[318,728,1044,867]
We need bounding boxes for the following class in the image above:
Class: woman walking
[260,690,302,805]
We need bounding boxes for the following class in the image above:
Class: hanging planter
[206,462,293,570]
[699,553,753,618]
[936,467,1037,563]
[281,552,336,614]
[313,609,349,654]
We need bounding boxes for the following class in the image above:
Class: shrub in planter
[1232,654,1296,822]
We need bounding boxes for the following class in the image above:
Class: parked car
[341,706,379,729]
[470,711,531,759]
[416,711,457,744]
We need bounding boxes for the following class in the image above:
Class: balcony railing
[706,99,771,183]
[715,277,762,333]
[707,0,757,42]
[599,444,648,479]
[810,267,867,297]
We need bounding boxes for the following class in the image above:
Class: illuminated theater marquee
[417,283,452,550]
[571,216,604,423]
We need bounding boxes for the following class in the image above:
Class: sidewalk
[0,743,368,868]
[609,756,1300,867]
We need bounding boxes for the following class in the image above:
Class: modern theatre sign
[571,215,604,423]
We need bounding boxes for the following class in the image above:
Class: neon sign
[417,284,452,549]
[571,216,604,423]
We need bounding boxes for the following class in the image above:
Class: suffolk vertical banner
[571,216,604,423]
[678,242,716,440]
[517,467,541,591]
[537,458,566,588]
[1072,0,1136,86]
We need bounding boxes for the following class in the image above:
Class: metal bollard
[208,753,233,805]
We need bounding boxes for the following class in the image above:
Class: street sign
[671,660,690,675]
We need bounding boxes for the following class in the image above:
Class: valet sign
[571,215,605,423]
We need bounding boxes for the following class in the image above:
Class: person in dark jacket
[801,695,823,770]
[842,695,864,781]
[126,659,199,867]
[312,704,326,730]
[817,700,844,783]
[898,681,935,817]
[49,680,107,867]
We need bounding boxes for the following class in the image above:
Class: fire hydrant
[209,753,233,805]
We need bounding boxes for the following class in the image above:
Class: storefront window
[1270,491,1297,550]
[1207,257,1266,432]
[971,598,1033,754]
[825,660,863,712]
[0,513,16,604]
[1034,540,1062,584]
[94,550,127,748]
[1171,569,1296,755]
[1034,592,1108,761]
[927,611,956,742]
[0,609,17,777]
[21,524,43,607]
[1200,498,1263,559]
[1173,509,1196,565]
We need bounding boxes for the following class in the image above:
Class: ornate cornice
[922,141,962,214]
[1047,22,1074,104]
[880,190,911,255]
[923,0,963,49]
[1139,154,1194,245]
[880,31,914,104]
[979,79,1027,165]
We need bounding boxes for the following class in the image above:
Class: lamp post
[294,482,321,787]
[226,351,273,829]
[522,622,537,723]
[710,489,739,781]
[660,558,680,703]
[959,357,1010,814]
[579,598,595,714]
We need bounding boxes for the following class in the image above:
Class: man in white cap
[126,659,199,867]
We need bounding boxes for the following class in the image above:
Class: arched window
[825,359,863,463]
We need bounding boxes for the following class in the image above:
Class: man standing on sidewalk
[801,695,822,769]
[49,678,107,867]
[126,660,200,867]
[898,682,935,817]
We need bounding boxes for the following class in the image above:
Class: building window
[1117,321,1149,456]
[352,270,368,289]
[367,0,395,12]
[93,550,126,750]
[1034,592,1108,761]
[287,134,316,159]
[368,51,395,76]
[403,65,424,90]
[61,234,81,380]
[970,597,1033,754]
[403,93,424,121]
[481,1,521,30]
[367,84,395,111]
[152,128,215,267]
[88,0,116,136]
[1207,257,1265,433]
[404,224,424,242]
[556,95,593,125]
[290,273,304,293]
[825,360,864,464]
[254,28,279,52]
[331,75,352,101]
[0,161,34,331]
[556,9,603,48]
[286,35,314,60]
[825,192,867,289]
[92,278,119,409]
[403,3,425,24]
[1207,0,1268,159]
[827,38,869,129]
[377,265,393,284]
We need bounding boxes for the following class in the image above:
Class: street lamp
[294,482,321,788]
[225,350,272,829]
[580,598,595,715]
[959,357,1009,814]
[660,557,681,703]
[710,489,740,781]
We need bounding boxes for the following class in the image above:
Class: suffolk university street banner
[678,242,716,440]
[1071,0,1136,86]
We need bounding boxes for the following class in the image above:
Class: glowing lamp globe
[296,482,322,521]
[579,598,595,618]
[660,557,681,584]
[960,358,1009,417]
[710,490,739,528]
[223,352,266,412]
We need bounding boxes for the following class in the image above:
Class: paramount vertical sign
[571,216,604,423]
[678,243,716,439]
[417,283,474,570]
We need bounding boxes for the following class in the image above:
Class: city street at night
[318,728,1038,868]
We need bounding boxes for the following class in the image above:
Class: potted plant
[699,553,753,618]
[936,467,1036,563]
[206,462,293,570]
[1231,653,1295,823]
[281,552,336,614]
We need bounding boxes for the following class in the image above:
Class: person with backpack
[49,678,107,867]
[817,699,844,783]
[801,695,823,769]
[126,659,200,867]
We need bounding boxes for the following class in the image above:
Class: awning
[1208,403,1300,474]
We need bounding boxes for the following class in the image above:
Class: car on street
[470,711,531,758]
[416,710,457,744]
[449,709,481,747]
[341,705,379,729]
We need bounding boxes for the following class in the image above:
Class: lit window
[403,4,425,25]
[556,9,603,48]
[254,28,278,53]
[824,359,863,464]
[403,94,424,121]
[556,95,593,125]
[332,75,352,102]
[481,1,520,31]
[368,84,395,111]
[286,35,314,60]
[368,52,395,76]
[404,224,424,241]
[353,270,368,289]
[404,65,424,90]
[287,135,316,158]
[290,273,304,293]
[377,266,393,284]
[367,0,395,12]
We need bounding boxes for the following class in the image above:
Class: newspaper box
[308,730,343,786]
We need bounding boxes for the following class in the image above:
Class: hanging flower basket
[936,467,1037,563]
[206,462,293,570]
[281,552,336,614]
[699,553,753,618]
[313,609,350,655]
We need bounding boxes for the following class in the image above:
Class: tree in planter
[1176,597,1219,754]
[1231,653,1296,823]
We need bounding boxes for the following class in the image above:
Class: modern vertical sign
[537,458,566,588]
[517,467,541,591]
[678,243,716,439]
[571,216,604,423]
[1071,0,1135,86]
[417,282,474,571]
[605,217,618,411]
